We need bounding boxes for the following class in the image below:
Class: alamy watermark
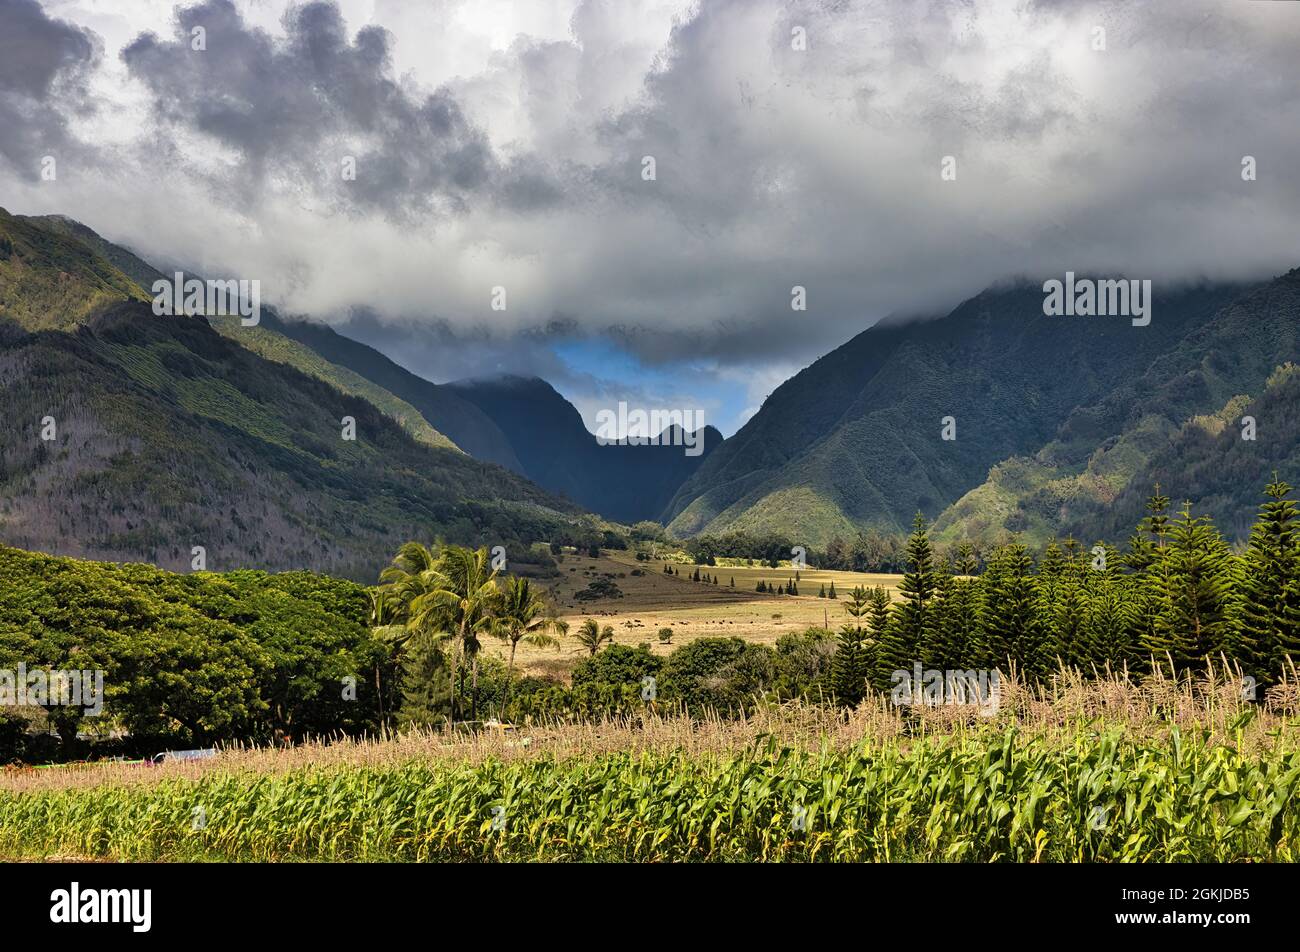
[152,271,261,326]
[594,402,706,456]
[1042,272,1151,327]
[0,664,104,715]
[890,663,1000,715]
[50,882,151,933]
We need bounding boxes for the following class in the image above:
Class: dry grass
[495,551,901,677]
[4,665,1295,797]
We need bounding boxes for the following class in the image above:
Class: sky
[2,0,1300,436]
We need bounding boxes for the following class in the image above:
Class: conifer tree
[1081,577,1139,673]
[1046,571,1087,668]
[979,543,1045,678]
[1125,484,1171,572]
[954,542,979,578]
[870,585,907,692]
[1062,537,1083,569]
[931,543,983,670]
[1038,541,1067,581]
[1241,477,1300,681]
[831,586,873,705]
[397,636,452,727]
[1144,504,1238,671]
[828,581,837,599]
[921,557,956,668]
[1129,488,1177,672]
[895,513,938,663]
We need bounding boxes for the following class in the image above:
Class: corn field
[2,725,1298,862]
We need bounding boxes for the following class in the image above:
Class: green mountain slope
[207,318,458,452]
[666,280,1252,547]
[0,209,150,329]
[24,213,171,292]
[11,212,463,455]
[934,271,1300,545]
[263,314,522,470]
[0,301,588,578]
[0,212,604,577]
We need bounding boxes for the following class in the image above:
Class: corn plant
[1,728,1296,862]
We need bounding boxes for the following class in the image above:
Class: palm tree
[372,544,447,725]
[574,618,615,656]
[407,545,502,722]
[497,576,561,693]
[375,542,502,723]
[367,586,415,725]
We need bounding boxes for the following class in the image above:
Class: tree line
[1,476,1294,761]
[825,479,1300,704]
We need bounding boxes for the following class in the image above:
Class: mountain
[7,212,726,523]
[0,208,600,578]
[0,211,151,330]
[445,375,722,524]
[259,313,522,469]
[21,213,484,459]
[664,277,1292,547]
[934,271,1300,545]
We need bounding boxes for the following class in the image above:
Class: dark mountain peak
[448,373,560,397]
[446,375,721,522]
[654,422,723,444]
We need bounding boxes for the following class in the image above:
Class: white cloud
[5,0,1300,432]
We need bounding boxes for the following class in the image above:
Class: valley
[497,549,904,678]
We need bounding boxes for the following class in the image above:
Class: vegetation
[665,277,1294,548]
[3,472,1298,763]
[0,211,626,577]
[0,208,150,331]
[2,705,1297,861]
[0,544,386,762]
[820,482,1300,703]
[372,544,566,723]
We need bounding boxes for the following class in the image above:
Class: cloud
[119,0,506,219]
[3,0,1300,434]
[0,0,100,174]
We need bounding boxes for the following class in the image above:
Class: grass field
[492,551,902,679]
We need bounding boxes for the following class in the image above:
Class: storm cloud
[3,0,1300,433]
[0,0,99,173]
[119,0,512,219]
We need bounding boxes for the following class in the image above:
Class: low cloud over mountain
[4,0,1300,433]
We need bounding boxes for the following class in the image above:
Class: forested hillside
[665,276,1299,548]
[0,211,604,577]
[5,209,717,526]
[935,271,1300,545]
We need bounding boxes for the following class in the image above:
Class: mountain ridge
[444,374,722,524]
[666,277,1279,547]
[0,212,607,578]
